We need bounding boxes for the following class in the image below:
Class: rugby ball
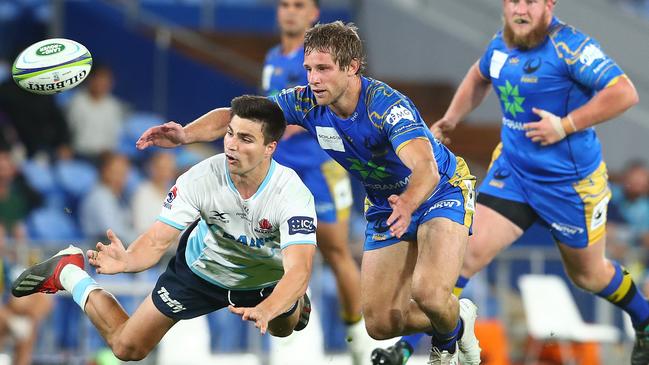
[12,38,92,95]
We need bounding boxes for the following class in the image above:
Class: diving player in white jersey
[10,96,318,361]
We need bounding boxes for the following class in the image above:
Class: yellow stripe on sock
[607,272,633,303]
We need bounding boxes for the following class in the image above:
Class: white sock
[60,264,101,311]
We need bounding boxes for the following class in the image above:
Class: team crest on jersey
[163,186,178,209]
[254,218,276,234]
[385,105,414,126]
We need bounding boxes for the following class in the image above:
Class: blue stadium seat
[21,159,58,194]
[53,159,98,200]
[26,206,83,242]
[117,112,165,161]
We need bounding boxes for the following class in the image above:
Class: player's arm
[566,76,639,131]
[387,139,440,238]
[88,221,181,275]
[432,62,492,142]
[526,76,639,146]
[136,108,231,149]
[256,244,316,319]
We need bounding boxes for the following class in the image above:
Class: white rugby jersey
[157,154,317,290]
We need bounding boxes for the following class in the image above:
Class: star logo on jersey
[498,80,525,117]
[347,158,390,181]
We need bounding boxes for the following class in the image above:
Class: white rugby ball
[12,38,92,95]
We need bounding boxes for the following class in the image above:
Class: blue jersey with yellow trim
[270,76,457,210]
[478,17,624,182]
[262,45,330,169]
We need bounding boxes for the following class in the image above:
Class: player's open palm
[430,117,457,145]
[228,305,271,334]
[136,121,187,150]
[87,229,129,275]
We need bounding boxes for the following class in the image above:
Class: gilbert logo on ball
[12,38,92,95]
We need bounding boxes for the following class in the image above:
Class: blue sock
[596,261,649,329]
[399,333,425,350]
[430,318,463,353]
[454,275,469,297]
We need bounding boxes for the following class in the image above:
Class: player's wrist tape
[561,114,578,135]
[549,114,567,139]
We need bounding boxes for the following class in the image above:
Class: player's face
[224,116,276,176]
[304,50,357,106]
[277,0,319,38]
[503,0,553,48]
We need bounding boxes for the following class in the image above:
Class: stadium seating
[518,274,620,364]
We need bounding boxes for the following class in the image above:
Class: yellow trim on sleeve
[605,74,629,89]
[394,137,429,155]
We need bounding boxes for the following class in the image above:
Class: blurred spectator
[0,57,72,161]
[0,145,42,243]
[131,151,177,234]
[80,152,137,244]
[66,64,125,161]
[608,160,649,249]
[607,160,649,278]
[0,234,53,365]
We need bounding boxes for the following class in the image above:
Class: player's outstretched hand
[525,108,566,146]
[386,194,415,239]
[87,229,129,275]
[136,122,187,150]
[228,305,271,334]
[430,117,457,145]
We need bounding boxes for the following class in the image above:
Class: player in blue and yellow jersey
[261,3,372,364]
[374,1,646,364]
[136,21,482,364]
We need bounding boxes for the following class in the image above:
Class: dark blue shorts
[152,221,277,320]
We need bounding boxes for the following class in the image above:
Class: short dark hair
[230,95,286,144]
[304,21,366,74]
[312,0,320,8]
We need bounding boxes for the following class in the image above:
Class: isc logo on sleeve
[288,216,316,235]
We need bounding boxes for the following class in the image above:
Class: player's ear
[347,59,360,76]
[546,0,556,11]
[265,140,277,158]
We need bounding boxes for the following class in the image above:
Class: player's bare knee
[411,284,452,316]
[566,270,602,292]
[462,246,493,277]
[111,339,150,361]
[364,311,404,339]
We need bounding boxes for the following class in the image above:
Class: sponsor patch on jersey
[579,44,605,67]
[490,50,508,79]
[316,126,345,152]
[287,216,316,235]
[163,186,178,209]
[385,105,415,126]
